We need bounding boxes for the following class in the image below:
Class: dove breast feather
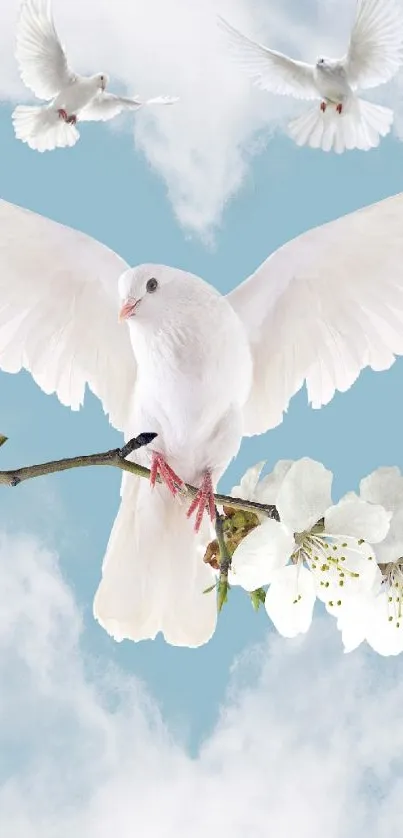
[228,192,403,435]
[0,200,136,432]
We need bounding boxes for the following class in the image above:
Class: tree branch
[0,433,278,517]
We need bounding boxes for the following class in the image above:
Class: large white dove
[1,194,403,646]
[218,0,403,153]
[12,0,178,152]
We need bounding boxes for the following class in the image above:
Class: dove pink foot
[57,109,77,124]
[336,103,343,114]
[150,451,185,497]
[320,101,327,112]
[186,472,216,533]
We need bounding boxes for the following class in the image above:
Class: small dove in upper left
[12,0,179,152]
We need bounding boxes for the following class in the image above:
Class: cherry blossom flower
[231,459,389,638]
[341,466,403,656]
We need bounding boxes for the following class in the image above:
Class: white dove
[2,194,403,646]
[12,0,178,152]
[218,0,403,153]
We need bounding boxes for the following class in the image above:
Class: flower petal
[230,461,266,500]
[360,466,403,512]
[265,565,316,638]
[326,591,376,653]
[374,504,403,564]
[276,458,333,533]
[365,591,403,656]
[254,460,294,505]
[230,519,294,591]
[312,537,381,605]
[325,494,391,543]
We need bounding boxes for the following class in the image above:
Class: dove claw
[336,103,343,114]
[150,452,185,496]
[187,472,216,533]
[57,109,77,124]
[320,101,327,112]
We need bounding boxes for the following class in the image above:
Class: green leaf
[250,587,266,611]
[0,435,8,448]
[217,579,230,612]
[203,583,217,595]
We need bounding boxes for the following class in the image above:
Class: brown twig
[0,433,278,517]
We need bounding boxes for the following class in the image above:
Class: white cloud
[1,0,396,237]
[1,529,403,836]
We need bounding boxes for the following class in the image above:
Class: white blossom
[331,591,377,654]
[360,466,403,511]
[311,467,403,656]
[230,461,266,503]
[264,565,315,638]
[336,467,403,656]
[231,458,389,639]
[365,563,403,656]
[359,467,403,564]
[228,519,295,592]
[230,460,294,506]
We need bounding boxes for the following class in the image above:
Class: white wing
[227,193,403,436]
[78,93,143,122]
[344,0,403,89]
[217,16,318,100]
[79,93,179,122]
[16,0,75,100]
[0,200,136,433]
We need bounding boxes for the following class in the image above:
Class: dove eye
[146,278,158,293]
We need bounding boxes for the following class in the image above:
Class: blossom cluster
[226,458,403,656]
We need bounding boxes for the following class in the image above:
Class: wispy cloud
[1,529,403,836]
[2,0,398,237]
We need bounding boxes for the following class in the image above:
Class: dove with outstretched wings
[218,0,403,153]
[12,0,178,152]
[1,194,403,645]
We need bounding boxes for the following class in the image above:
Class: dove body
[119,265,253,483]
[51,74,107,115]
[95,265,253,647]
[314,59,351,105]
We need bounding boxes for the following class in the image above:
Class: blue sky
[2,0,403,833]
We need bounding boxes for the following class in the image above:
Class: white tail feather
[144,96,179,106]
[93,472,217,647]
[287,98,393,154]
[12,105,80,152]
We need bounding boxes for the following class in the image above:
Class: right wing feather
[218,16,319,100]
[0,200,137,433]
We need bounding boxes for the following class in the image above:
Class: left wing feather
[344,0,403,89]
[0,200,136,432]
[227,193,403,435]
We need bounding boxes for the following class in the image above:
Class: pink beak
[119,297,139,321]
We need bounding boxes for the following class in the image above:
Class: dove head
[92,73,108,91]
[118,264,202,328]
[316,56,335,72]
